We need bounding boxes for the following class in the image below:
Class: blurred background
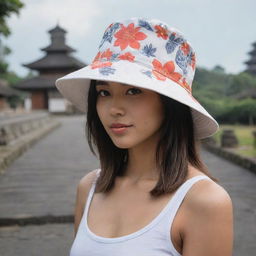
[0,0,255,255]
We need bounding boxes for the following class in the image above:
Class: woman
[55,17,233,256]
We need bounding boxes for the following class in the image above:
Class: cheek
[134,99,164,131]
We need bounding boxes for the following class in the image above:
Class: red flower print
[152,59,182,83]
[90,51,112,69]
[92,52,101,62]
[114,23,147,50]
[180,42,190,55]
[118,52,135,62]
[101,48,113,60]
[90,61,112,69]
[154,25,168,40]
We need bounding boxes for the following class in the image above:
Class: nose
[109,98,125,116]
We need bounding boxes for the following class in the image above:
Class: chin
[112,142,132,149]
[110,138,135,149]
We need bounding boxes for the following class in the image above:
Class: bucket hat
[55,17,219,139]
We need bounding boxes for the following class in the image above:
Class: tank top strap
[83,168,101,214]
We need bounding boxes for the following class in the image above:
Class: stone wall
[201,138,256,175]
[0,111,61,174]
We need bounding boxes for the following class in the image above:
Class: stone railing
[0,111,54,146]
[0,111,61,173]
[201,137,256,175]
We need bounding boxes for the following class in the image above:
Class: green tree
[235,98,256,125]
[0,1,25,109]
[0,43,11,73]
[0,0,24,37]
[212,65,226,74]
[0,0,24,74]
[226,71,256,96]
[193,67,232,97]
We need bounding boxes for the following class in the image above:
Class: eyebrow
[95,80,130,87]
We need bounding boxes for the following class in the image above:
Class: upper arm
[73,169,99,238]
[182,181,234,256]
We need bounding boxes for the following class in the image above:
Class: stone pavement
[202,149,256,256]
[0,115,255,256]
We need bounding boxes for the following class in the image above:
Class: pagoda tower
[14,24,85,112]
[244,41,256,75]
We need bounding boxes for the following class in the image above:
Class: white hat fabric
[55,17,219,139]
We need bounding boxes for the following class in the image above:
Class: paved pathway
[202,149,256,256]
[0,115,255,256]
[0,115,99,219]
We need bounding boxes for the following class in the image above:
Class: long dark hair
[86,79,219,197]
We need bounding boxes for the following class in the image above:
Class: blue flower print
[141,43,157,57]
[138,20,154,31]
[99,32,111,49]
[99,23,120,49]
[175,49,188,75]
[187,50,195,68]
[165,33,184,54]
[99,66,116,76]
[110,53,120,62]
[140,69,152,78]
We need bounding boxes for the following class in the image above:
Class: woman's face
[96,80,165,149]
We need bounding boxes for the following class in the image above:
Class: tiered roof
[244,42,256,75]
[14,24,85,90]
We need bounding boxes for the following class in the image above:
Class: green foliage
[194,96,228,118]
[226,98,256,124]
[226,71,256,96]
[0,0,24,37]
[1,70,27,109]
[197,96,256,125]
[212,65,226,74]
[0,61,8,73]
[0,45,11,73]
[193,66,233,96]
[193,67,256,125]
[0,70,22,85]
[0,44,11,72]
[0,0,24,77]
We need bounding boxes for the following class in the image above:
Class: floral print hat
[55,17,219,139]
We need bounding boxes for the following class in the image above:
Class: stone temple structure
[14,24,85,112]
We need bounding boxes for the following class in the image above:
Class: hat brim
[55,60,219,139]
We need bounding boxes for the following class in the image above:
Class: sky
[2,0,256,77]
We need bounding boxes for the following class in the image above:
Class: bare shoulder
[77,169,99,204]
[181,178,234,256]
[79,168,99,187]
[185,177,233,211]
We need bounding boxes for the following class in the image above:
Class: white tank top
[70,169,211,256]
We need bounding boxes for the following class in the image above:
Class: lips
[110,123,132,128]
[110,125,132,134]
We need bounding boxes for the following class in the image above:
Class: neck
[124,135,161,183]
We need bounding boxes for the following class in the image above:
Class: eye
[127,88,142,95]
[97,90,109,97]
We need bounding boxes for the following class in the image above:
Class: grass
[212,124,256,159]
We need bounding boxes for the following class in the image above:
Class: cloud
[16,0,101,37]
[2,0,102,76]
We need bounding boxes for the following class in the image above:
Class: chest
[86,183,184,254]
